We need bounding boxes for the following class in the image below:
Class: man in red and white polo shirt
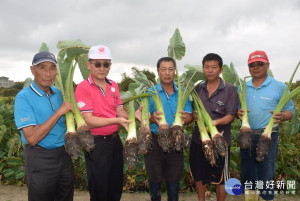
[75,45,130,201]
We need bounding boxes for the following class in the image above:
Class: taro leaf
[0,163,4,172]
[167,28,185,61]
[56,39,90,86]
[0,125,7,143]
[77,54,90,79]
[222,63,243,89]
[182,64,206,88]
[267,69,274,78]
[120,91,134,101]
[39,42,49,52]
[23,77,32,89]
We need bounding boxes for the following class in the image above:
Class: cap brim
[32,59,57,66]
[248,58,268,64]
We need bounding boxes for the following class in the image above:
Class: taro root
[124,138,139,170]
[65,131,81,159]
[138,124,152,155]
[158,123,172,152]
[77,125,95,153]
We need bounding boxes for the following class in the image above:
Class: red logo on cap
[98,47,105,54]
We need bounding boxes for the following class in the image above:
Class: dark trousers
[85,134,123,201]
[24,145,74,201]
[144,133,184,182]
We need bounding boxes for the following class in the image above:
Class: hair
[202,53,223,68]
[156,57,176,70]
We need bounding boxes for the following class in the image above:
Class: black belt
[252,127,279,134]
[94,132,118,139]
[25,144,44,149]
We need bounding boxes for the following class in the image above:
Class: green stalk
[124,100,138,170]
[192,91,219,136]
[239,76,252,129]
[192,91,227,157]
[127,101,137,140]
[148,82,167,125]
[263,61,300,135]
[141,97,150,127]
[256,61,300,162]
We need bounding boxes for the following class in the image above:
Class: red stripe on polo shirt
[75,74,123,135]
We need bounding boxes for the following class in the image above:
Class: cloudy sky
[0,0,299,84]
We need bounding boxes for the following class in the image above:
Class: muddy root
[158,123,172,152]
[239,127,253,150]
[65,132,81,160]
[256,134,271,162]
[124,138,139,170]
[202,140,217,166]
[212,133,227,157]
[171,125,185,152]
[77,125,95,153]
[138,125,152,155]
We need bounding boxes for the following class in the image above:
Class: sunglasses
[248,62,266,68]
[90,62,111,68]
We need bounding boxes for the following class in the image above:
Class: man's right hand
[149,111,163,125]
[237,109,250,120]
[58,102,74,115]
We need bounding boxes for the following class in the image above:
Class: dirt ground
[0,185,299,201]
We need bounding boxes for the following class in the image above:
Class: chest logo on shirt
[111,87,116,93]
[216,100,224,106]
[77,101,86,109]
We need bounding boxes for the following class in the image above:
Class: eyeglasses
[90,62,111,68]
[248,62,266,68]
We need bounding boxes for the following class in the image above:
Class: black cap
[32,52,57,66]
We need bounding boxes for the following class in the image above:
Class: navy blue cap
[32,52,57,66]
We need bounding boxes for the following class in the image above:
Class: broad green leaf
[15,171,25,180]
[77,54,90,79]
[0,163,5,172]
[3,168,14,178]
[23,77,32,89]
[222,63,243,89]
[267,69,274,78]
[39,42,49,52]
[6,157,23,166]
[167,28,185,61]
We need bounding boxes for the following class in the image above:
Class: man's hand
[57,102,74,115]
[270,111,284,124]
[135,105,143,122]
[117,117,131,131]
[149,111,163,125]
[237,109,250,120]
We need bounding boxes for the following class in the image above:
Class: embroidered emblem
[77,101,86,108]
[20,117,30,122]
[111,87,115,92]
[216,100,224,106]
[98,47,105,54]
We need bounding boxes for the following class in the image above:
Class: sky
[0,0,300,84]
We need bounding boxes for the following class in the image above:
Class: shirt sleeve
[14,93,37,130]
[75,82,93,112]
[226,85,239,115]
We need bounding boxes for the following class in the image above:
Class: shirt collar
[87,74,112,86]
[30,81,54,97]
[247,74,272,88]
[157,81,178,92]
[201,78,225,90]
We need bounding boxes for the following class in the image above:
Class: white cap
[88,45,112,60]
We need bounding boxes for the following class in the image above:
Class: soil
[0,185,299,201]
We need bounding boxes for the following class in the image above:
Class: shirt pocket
[213,100,226,115]
[257,96,277,111]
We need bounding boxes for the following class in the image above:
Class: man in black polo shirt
[189,53,238,201]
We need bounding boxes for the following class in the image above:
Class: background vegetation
[0,71,299,194]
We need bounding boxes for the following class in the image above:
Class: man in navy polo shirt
[14,52,75,201]
[189,53,238,201]
[237,50,294,201]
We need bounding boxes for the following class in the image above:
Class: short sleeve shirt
[75,74,123,135]
[14,81,66,149]
[148,82,193,135]
[238,75,295,130]
[192,79,238,145]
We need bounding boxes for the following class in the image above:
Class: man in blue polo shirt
[145,57,193,201]
[14,51,75,201]
[237,50,294,201]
